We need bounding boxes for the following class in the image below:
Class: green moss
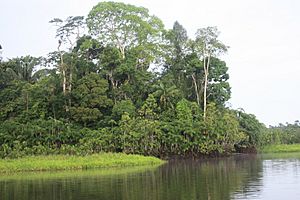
[0,153,165,173]
[260,144,300,153]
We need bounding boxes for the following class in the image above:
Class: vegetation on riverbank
[260,144,300,153]
[0,153,164,173]
[0,1,298,159]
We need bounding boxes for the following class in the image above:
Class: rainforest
[0,2,299,159]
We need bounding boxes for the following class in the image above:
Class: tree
[49,16,85,106]
[87,2,164,60]
[87,2,165,105]
[194,27,228,119]
[112,99,136,120]
[3,56,41,83]
[169,21,189,58]
[153,82,181,110]
[207,57,231,106]
[138,94,159,120]
[235,109,266,147]
[185,51,203,106]
[205,104,245,152]
[50,16,85,51]
[163,21,190,93]
[70,73,113,126]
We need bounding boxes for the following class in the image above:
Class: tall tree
[163,21,189,90]
[49,16,85,106]
[87,1,164,60]
[87,2,165,104]
[171,21,189,57]
[194,27,228,119]
[49,16,86,116]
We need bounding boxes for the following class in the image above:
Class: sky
[1,0,300,126]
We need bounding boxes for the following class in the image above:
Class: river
[1,153,300,200]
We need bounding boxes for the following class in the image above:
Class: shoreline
[2,144,300,173]
[0,153,165,173]
[260,144,300,153]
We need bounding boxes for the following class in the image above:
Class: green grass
[0,153,165,173]
[260,144,300,153]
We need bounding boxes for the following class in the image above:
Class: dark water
[1,153,300,200]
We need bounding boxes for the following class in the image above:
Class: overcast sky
[1,0,300,126]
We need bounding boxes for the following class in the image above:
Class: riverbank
[260,144,300,153]
[0,153,165,173]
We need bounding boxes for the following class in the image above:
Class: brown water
[1,153,300,200]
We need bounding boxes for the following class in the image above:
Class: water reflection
[1,154,300,200]
[157,156,263,200]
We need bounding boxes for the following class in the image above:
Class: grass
[0,153,165,173]
[260,143,300,153]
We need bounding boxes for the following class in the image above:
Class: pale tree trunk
[116,36,125,59]
[62,65,68,112]
[203,55,211,120]
[108,70,118,104]
[120,46,125,59]
[58,45,66,96]
[58,43,68,112]
[109,70,116,90]
[68,54,75,99]
[68,66,72,109]
[62,68,66,95]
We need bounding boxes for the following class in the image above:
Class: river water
[1,153,300,200]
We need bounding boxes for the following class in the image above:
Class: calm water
[1,154,300,200]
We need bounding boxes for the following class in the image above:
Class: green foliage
[87,1,164,59]
[71,72,113,126]
[205,104,246,152]
[153,82,181,110]
[79,128,116,154]
[1,56,41,83]
[49,16,85,49]
[260,122,300,146]
[138,94,159,119]
[236,110,266,147]
[207,58,231,105]
[112,100,136,120]
[0,1,274,159]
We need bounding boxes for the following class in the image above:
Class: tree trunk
[68,65,72,109]
[69,66,72,93]
[120,46,125,59]
[58,45,66,96]
[58,43,68,112]
[191,73,200,106]
[203,55,210,120]
[62,68,66,95]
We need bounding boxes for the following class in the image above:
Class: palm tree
[153,82,181,109]
[4,56,52,83]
